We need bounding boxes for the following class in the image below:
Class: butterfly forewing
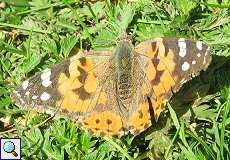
[12,59,70,113]
[12,51,112,116]
[135,38,211,119]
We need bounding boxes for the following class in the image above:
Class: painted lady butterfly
[12,34,212,137]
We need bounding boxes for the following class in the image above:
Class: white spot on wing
[41,68,51,80]
[182,62,190,71]
[40,92,50,101]
[192,60,196,65]
[197,53,201,57]
[203,47,210,65]
[178,38,186,57]
[45,109,55,115]
[179,38,185,41]
[13,90,21,97]
[196,41,202,50]
[22,80,29,90]
[42,79,52,87]
[205,47,210,56]
[203,57,206,64]
[180,78,186,84]
[32,95,38,100]
[13,90,25,104]
[41,68,52,87]
[25,91,30,96]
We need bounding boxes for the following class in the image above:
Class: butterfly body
[114,40,136,115]
[12,36,212,137]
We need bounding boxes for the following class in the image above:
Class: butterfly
[12,34,212,137]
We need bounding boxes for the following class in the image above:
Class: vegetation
[0,0,229,159]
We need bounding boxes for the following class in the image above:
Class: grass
[0,0,230,159]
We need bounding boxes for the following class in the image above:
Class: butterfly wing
[12,51,112,119]
[135,38,212,119]
[126,80,152,135]
[79,72,127,137]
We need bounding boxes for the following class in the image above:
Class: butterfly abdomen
[117,72,132,100]
[114,40,135,105]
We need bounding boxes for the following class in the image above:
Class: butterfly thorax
[114,40,135,110]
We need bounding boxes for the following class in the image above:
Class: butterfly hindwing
[79,75,126,137]
[135,38,211,119]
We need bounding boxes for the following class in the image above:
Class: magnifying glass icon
[3,141,18,157]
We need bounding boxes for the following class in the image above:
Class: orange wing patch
[56,56,99,113]
[125,80,152,135]
[80,86,125,137]
[136,39,177,118]
[82,111,124,137]
[128,101,151,134]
